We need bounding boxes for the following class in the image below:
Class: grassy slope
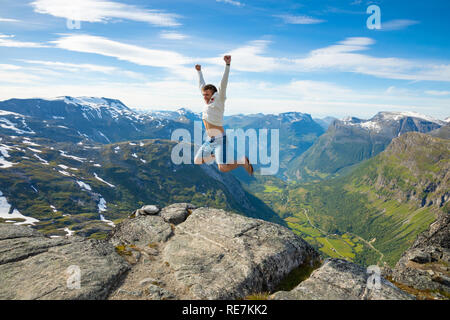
[0,135,282,237]
[243,132,449,267]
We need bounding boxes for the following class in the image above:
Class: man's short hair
[202,84,217,93]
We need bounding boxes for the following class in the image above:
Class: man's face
[202,89,214,104]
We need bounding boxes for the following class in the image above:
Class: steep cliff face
[369,132,449,210]
[0,203,415,300]
[388,212,449,299]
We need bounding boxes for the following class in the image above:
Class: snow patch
[64,227,74,236]
[99,213,115,227]
[59,150,86,162]
[58,170,71,176]
[0,190,39,225]
[33,154,49,165]
[93,173,115,188]
[27,147,41,153]
[76,180,92,191]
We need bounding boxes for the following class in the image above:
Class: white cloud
[204,40,280,72]
[0,17,20,23]
[31,0,181,26]
[381,19,420,31]
[274,14,326,24]
[160,31,188,40]
[425,90,450,96]
[0,64,43,83]
[19,59,146,80]
[0,34,48,48]
[292,37,450,82]
[216,0,245,7]
[52,34,192,69]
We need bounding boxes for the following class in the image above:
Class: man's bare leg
[217,156,253,175]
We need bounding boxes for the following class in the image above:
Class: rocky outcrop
[0,224,130,300]
[0,203,417,300]
[391,212,450,297]
[270,259,414,300]
[107,204,320,300]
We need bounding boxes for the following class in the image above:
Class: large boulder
[108,205,320,300]
[0,224,130,300]
[270,259,414,300]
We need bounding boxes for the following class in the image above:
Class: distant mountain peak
[375,111,444,125]
[342,116,363,123]
[58,96,130,111]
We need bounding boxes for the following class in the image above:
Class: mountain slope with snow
[287,111,445,181]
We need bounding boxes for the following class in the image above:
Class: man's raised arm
[218,55,231,101]
[195,64,205,94]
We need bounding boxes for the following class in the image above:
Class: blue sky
[0,0,449,119]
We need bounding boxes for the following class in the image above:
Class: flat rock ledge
[108,205,321,300]
[0,204,416,300]
[269,259,415,300]
[0,224,130,300]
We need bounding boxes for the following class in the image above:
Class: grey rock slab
[160,203,196,225]
[269,259,414,300]
[0,224,43,240]
[141,205,160,215]
[108,215,173,247]
[0,225,130,300]
[162,207,320,300]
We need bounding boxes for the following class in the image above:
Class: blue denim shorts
[195,134,227,164]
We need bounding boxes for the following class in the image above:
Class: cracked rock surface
[0,224,130,300]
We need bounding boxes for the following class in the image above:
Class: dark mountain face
[287,111,445,181]
[313,117,338,130]
[0,97,284,237]
[0,97,191,144]
[223,112,325,178]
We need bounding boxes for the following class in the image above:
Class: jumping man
[193,55,253,175]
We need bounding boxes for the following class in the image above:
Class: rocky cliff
[386,212,450,299]
[0,203,414,300]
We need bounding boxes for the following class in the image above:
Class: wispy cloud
[203,36,450,83]
[205,40,279,72]
[216,0,245,7]
[380,19,420,31]
[292,37,450,82]
[274,14,326,24]
[19,59,146,80]
[425,90,450,96]
[31,0,181,27]
[0,17,21,23]
[160,31,188,40]
[52,34,191,68]
[0,34,48,48]
[51,34,194,80]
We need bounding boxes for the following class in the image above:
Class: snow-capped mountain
[143,107,202,123]
[340,111,444,135]
[0,97,193,144]
[287,111,445,181]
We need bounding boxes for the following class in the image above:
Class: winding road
[300,208,384,265]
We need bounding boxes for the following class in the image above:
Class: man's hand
[195,64,201,71]
[224,55,231,65]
